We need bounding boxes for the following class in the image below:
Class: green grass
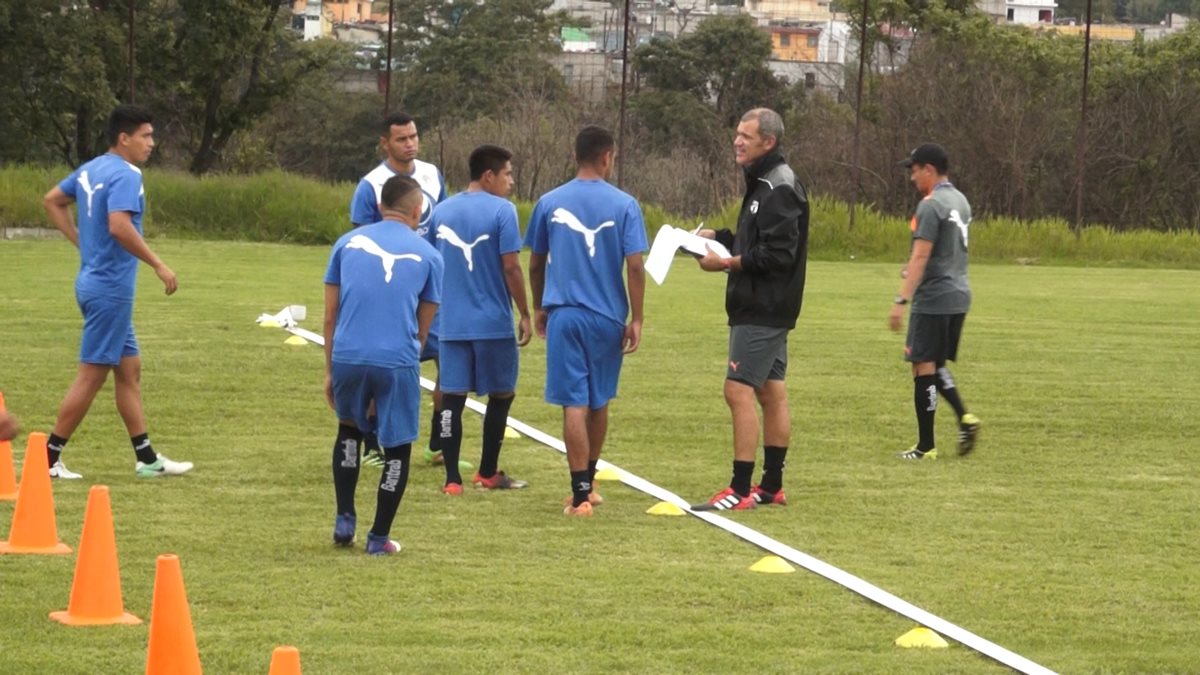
[1,240,1198,673]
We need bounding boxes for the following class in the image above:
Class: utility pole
[384,0,395,116]
[849,0,870,231]
[1074,0,1094,236]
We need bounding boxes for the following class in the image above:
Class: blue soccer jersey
[57,153,147,301]
[425,191,522,340]
[325,221,443,367]
[349,159,446,238]
[524,178,648,325]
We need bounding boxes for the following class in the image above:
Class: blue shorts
[78,293,139,366]
[440,338,519,395]
[545,306,624,410]
[332,362,421,447]
[420,333,439,362]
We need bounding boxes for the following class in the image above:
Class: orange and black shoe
[441,482,463,496]
[472,471,529,490]
[751,485,788,506]
[691,487,756,511]
[563,500,594,516]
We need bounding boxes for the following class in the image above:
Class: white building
[1006,0,1056,25]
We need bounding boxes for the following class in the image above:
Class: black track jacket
[712,149,809,329]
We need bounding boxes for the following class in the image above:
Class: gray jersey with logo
[911,185,971,314]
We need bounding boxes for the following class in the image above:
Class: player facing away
[889,143,981,461]
[349,112,448,470]
[425,145,533,495]
[525,126,648,516]
[326,175,443,555]
[40,104,193,480]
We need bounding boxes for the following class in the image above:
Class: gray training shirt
[911,184,972,314]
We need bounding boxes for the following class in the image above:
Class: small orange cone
[145,554,202,675]
[50,485,141,626]
[0,392,18,501]
[0,432,70,554]
[268,646,302,674]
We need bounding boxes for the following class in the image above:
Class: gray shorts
[727,325,789,389]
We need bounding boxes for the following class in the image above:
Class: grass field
[1,239,1198,674]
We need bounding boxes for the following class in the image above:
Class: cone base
[50,609,142,626]
[0,540,72,555]
[646,501,686,516]
[0,490,16,501]
[749,555,796,573]
[593,467,621,481]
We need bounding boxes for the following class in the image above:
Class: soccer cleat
[441,482,463,496]
[362,447,384,468]
[561,491,604,506]
[365,533,402,556]
[49,460,83,480]
[333,513,356,547]
[897,446,937,461]
[135,454,194,478]
[563,501,594,517]
[423,448,444,465]
[472,471,529,490]
[691,487,756,511]
[958,414,981,456]
[751,485,787,506]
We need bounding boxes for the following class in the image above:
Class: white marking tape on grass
[282,324,1054,674]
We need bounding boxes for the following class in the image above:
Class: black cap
[899,143,949,172]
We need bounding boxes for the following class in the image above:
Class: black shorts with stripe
[905,312,966,364]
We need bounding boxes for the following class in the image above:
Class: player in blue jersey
[350,112,449,470]
[325,175,443,555]
[425,145,532,495]
[40,105,193,480]
[525,126,648,516]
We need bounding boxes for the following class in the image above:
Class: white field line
[282,323,1055,675]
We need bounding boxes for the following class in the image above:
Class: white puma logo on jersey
[77,170,104,219]
[949,209,970,248]
[346,234,422,283]
[550,208,614,258]
[435,224,490,272]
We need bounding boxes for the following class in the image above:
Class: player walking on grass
[326,175,443,555]
[350,112,448,470]
[692,108,809,511]
[525,126,647,516]
[889,143,981,461]
[425,145,533,495]
[41,104,193,480]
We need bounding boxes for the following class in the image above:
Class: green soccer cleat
[958,414,981,456]
[897,446,937,461]
[135,454,194,477]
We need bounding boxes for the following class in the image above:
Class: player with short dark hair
[889,142,980,460]
[325,174,443,555]
[41,104,192,480]
[349,113,449,470]
[525,125,648,516]
[426,144,533,494]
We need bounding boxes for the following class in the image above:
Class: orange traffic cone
[145,554,202,675]
[50,485,142,625]
[268,646,302,675]
[0,392,18,501]
[0,432,70,554]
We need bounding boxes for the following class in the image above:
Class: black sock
[936,366,968,421]
[47,433,68,466]
[731,460,754,497]
[363,415,381,456]
[914,374,938,451]
[760,446,787,494]
[479,395,514,478]
[439,394,466,485]
[428,406,442,452]
[570,469,592,507]
[371,443,411,539]
[588,460,598,485]
[131,433,157,465]
[332,424,362,516]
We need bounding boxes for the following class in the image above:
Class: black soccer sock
[936,366,968,421]
[363,415,381,456]
[439,394,466,485]
[428,406,442,452]
[370,443,411,539]
[479,395,514,478]
[570,469,592,508]
[47,433,68,466]
[332,424,362,516]
[131,433,157,465]
[760,446,788,494]
[588,460,598,485]
[731,460,755,498]
[914,374,939,451]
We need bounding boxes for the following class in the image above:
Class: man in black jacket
[692,108,809,511]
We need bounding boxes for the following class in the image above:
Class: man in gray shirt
[889,143,980,460]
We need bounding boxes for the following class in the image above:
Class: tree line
[3,0,1199,230]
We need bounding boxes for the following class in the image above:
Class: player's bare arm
[528,252,548,338]
[624,253,645,354]
[42,186,79,248]
[502,251,533,346]
[889,239,933,331]
[323,283,339,411]
[108,210,178,295]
